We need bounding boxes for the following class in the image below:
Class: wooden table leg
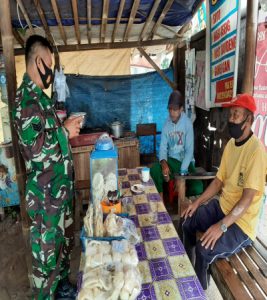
[75,190,81,231]
[176,178,186,217]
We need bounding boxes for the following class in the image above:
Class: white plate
[131,184,145,194]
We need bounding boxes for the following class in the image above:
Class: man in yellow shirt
[181,93,266,290]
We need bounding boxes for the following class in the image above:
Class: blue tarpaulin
[65,68,174,154]
[10,0,201,28]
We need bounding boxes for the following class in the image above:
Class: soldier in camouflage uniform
[12,35,82,299]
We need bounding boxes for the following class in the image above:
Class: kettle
[109,119,124,139]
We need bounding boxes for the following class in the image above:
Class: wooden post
[0,0,27,222]
[54,51,60,71]
[0,0,32,288]
[137,47,177,90]
[173,45,178,88]
[241,0,259,94]
[176,178,186,217]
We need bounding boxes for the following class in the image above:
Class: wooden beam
[160,23,183,38]
[71,0,81,44]
[16,0,34,34]
[33,0,54,44]
[124,0,140,42]
[87,0,92,43]
[12,28,25,48]
[100,0,109,43]
[173,45,178,86]
[137,47,177,90]
[241,0,259,94]
[72,16,142,22]
[14,37,179,55]
[112,0,125,42]
[51,0,67,45]
[139,0,161,41]
[150,0,174,39]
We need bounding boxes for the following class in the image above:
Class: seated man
[150,90,203,198]
[181,93,267,290]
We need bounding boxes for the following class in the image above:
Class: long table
[119,168,206,300]
[78,168,206,300]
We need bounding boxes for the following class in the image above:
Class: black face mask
[228,115,248,140]
[36,58,54,89]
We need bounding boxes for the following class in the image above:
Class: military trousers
[29,199,74,300]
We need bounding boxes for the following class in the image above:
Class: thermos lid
[95,133,114,151]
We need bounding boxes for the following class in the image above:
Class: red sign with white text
[215,76,234,103]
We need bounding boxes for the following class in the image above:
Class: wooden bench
[175,172,216,217]
[210,238,267,300]
[177,181,267,300]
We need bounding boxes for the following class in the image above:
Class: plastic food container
[101,200,122,214]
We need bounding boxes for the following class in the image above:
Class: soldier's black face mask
[36,58,54,89]
[228,115,248,140]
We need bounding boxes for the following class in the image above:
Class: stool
[74,180,90,231]
[175,173,216,217]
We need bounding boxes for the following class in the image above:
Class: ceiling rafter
[138,0,161,41]
[51,0,67,45]
[112,0,125,43]
[100,0,110,43]
[123,0,140,42]
[33,0,54,44]
[150,0,174,40]
[12,28,24,48]
[87,0,92,43]
[16,0,34,34]
[71,0,81,44]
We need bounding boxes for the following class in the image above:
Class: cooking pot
[109,120,124,138]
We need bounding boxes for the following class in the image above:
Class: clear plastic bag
[53,66,70,102]
[121,218,140,245]
[104,213,140,245]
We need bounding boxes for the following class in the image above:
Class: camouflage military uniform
[12,73,74,299]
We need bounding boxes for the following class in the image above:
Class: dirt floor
[0,214,81,300]
[0,217,31,300]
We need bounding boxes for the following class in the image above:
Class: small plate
[131,184,145,194]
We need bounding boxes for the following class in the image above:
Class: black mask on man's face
[228,115,248,140]
[36,58,54,89]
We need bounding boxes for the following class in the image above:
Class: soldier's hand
[64,116,83,139]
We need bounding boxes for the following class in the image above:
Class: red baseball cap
[222,93,256,113]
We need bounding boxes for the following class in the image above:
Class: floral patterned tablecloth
[118,168,206,300]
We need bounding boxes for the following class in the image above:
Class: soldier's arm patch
[31,122,42,132]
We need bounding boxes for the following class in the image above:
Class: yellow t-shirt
[216,135,267,240]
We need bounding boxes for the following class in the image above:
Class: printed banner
[0,143,19,207]
[195,51,208,110]
[206,0,241,107]
[252,9,267,150]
